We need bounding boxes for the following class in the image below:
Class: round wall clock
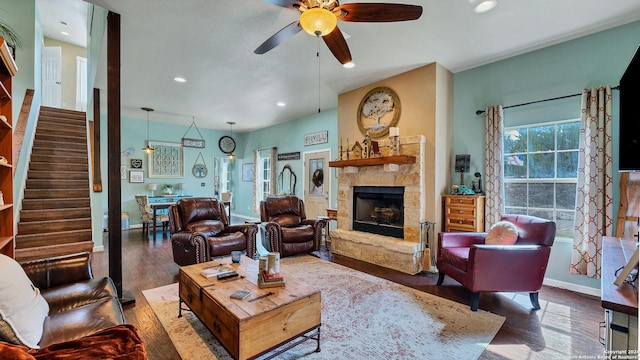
[218,136,236,154]
[357,86,401,139]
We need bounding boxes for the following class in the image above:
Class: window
[220,159,232,193]
[503,120,580,239]
[256,156,271,202]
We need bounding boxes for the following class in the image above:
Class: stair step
[33,139,87,151]
[24,188,90,199]
[22,198,90,210]
[30,154,88,165]
[35,133,86,144]
[38,116,86,127]
[18,218,92,234]
[19,207,91,222]
[37,123,86,137]
[31,146,86,157]
[28,170,88,180]
[40,107,86,120]
[15,240,94,262]
[26,179,89,189]
[29,162,88,172]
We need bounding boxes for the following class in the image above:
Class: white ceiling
[37,0,640,131]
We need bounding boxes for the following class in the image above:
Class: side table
[325,208,338,250]
[316,216,330,251]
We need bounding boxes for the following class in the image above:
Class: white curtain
[252,147,277,215]
[570,86,614,279]
[484,105,505,229]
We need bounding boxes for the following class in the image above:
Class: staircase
[15,106,94,261]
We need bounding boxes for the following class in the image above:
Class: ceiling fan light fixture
[470,0,497,13]
[300,8,337,36]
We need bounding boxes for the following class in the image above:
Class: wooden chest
[179,258,321,360]
[443,195,485,232]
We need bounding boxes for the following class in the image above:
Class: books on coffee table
[258,271,286,288]
[200,265,236,279]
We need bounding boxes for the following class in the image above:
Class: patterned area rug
[143,255,505,359]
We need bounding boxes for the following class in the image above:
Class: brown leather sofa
[260,195,325,257]
[0,252,146,358]
[169,197,257,266]
[20,252,127,346]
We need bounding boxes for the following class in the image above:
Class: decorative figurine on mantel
[351,141,363,159]
[363,131,372,159]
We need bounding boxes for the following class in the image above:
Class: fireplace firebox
[352,186,404,238]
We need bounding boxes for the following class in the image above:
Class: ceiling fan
[254,0,423,65]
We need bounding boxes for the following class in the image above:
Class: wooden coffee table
[178,256,321,360]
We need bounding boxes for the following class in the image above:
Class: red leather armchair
[260,196,325,257]
[436,214,556,311]
[169,198,257,266]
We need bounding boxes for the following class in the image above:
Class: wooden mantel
[329,155,416,168]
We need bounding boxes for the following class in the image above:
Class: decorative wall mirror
[278,164,296,195]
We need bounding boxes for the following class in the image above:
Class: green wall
[452,20,640,290]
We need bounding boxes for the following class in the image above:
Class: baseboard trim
[93,245,104,252]
[543,277,601,297]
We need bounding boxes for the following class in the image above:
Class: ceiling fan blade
[262,0,298,9]
[322,26,352,65]
[335,3,423,22]
[254,21,302,54]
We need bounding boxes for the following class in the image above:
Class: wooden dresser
[443,195,485,232]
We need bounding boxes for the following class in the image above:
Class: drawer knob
[458,220,463,224]
[458,199,463,203]
[458,210,463,213]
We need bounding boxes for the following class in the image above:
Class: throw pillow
[0,254,49,349]
[485,221,519,245]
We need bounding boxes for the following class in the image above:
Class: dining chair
[134,194,169,237]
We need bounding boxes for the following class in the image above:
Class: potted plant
[0,15,23,56]
[162,183,174,195]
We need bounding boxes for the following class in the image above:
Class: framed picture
[130,158,143,169]
[148,141,184,178]
[242,163,254,182]
[129,170,144,183]
[120,165,127,180]
[357,86,401,139]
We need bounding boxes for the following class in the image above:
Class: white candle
[389,127,399,137]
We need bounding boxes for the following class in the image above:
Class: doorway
[303,149,330,219]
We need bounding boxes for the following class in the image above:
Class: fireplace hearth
[353,186,404,238]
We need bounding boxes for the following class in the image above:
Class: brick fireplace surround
[330,135,427,274]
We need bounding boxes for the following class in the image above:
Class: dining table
[150,202,174,239]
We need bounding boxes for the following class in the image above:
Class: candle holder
[339,145,344,160]
[389,135,400,156]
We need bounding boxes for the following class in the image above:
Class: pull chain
[316,34,321,113]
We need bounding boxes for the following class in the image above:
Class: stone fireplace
[329,135,427,274]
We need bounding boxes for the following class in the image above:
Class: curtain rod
[475,85,620,115]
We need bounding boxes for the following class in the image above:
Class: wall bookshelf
[0,38,18,258]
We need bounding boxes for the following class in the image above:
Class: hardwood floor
[92,228,605,360]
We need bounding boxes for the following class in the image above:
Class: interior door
[303,150,330,219]
[42,46,62,107]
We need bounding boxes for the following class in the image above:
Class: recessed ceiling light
[277,102,286,107]
[470,0,497,13]
[343,62,355,69]
[174,77,187,83]
[61,31,69,36]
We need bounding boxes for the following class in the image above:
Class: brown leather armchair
[260,195,325,257]
[436,214,556,311]
[169,198,257,266]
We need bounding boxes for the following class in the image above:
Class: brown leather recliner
[169,198,257,266]
[260,195,325,257]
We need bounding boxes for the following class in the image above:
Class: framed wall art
[120,165,126,180]
[130,158,143,169]
[129,170,144,183]
[357,86,401,139]
[242,163,254,182]
[147,141,184,178]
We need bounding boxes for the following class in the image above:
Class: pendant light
[141,107,155,153]
[226,121,236,159]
